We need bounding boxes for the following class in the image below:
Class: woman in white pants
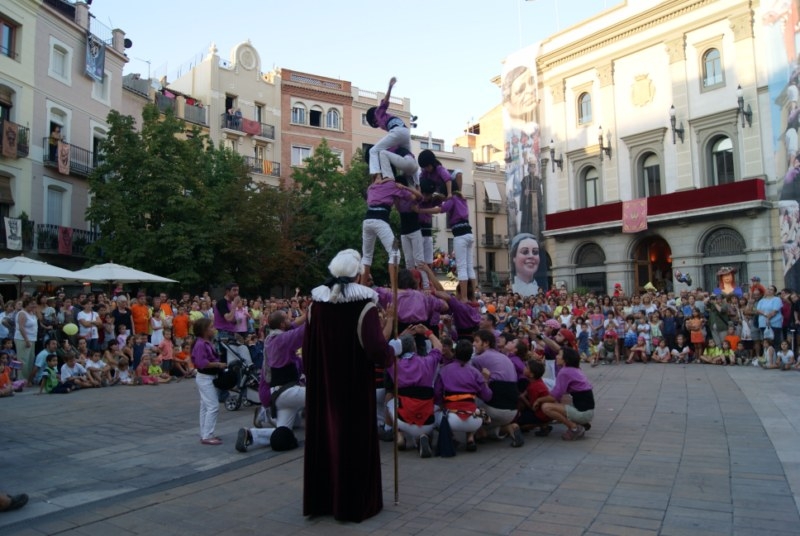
[191,318,226,445]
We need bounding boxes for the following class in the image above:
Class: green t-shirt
[44,366,59,393]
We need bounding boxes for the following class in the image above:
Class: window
[309,106,322,127]
[48,38,72,84]
[361,113,369,126]
[291,145,311,166]
[326,109,340,130]
[0,17,17,59]
[578,92,592,124]
[255,103,264,123]
[710,136,734,185]
[486,252,496,273]
[291,104,306,125]
[702,48,723,88]
[45,184,66,226]
[92,71,111,104]
[331,149,344,167]
[582,167,599,208]
[641,153,661,197]
[420,141,442,151]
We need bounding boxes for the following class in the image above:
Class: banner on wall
[4,217,21,251]
[622,199,648,233]
[2,120,18,159]
[767,1,800,286]
[85,33,106,82]
[502,43,548,297]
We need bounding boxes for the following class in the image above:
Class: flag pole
[389,238,401,505]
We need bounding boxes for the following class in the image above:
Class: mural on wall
[767,0,800,285]
[502,44,548,297]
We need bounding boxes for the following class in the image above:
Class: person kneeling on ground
[235,425,298,453]
[516,359,553,436]
[534,347,595,441]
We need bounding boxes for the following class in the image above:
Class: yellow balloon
[62,323,78,336]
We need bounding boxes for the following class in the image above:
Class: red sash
[444,394,478,421]
[397,395,435,426]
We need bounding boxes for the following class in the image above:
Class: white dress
[150,315,164,346]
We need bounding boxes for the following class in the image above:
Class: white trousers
[362,218,397,266]
[369,127,411,175]
[195,373,219,440]
[453,233,476,281]
[386,399,438,442]
[270,384,306,429]
[422,236,433,265]
[379,150,418,180]
[401,230,425,269]
[443,412,483,436]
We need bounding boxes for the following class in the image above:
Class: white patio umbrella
[0,255,81,294]
[71,262,178,291]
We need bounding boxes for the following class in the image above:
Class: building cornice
[537,0,728,72]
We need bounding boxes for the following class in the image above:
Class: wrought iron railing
[155,93,175,114]
[36,223,99,256]
[481,234,505,247]
[219,113,275,139]
[0,120,30,158]
[42,138,94,177]
[243,157,281,177]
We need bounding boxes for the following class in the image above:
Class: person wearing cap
[417,150,453,198]
[712,266,743,298]
[302,249,394,523]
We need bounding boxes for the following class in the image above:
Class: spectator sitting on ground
[534,347,595,441]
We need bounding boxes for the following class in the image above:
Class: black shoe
[235,428,250,453]
[534,425,553,437]
[511,427,524,448]
[0,493,28,513]
[582,423,591,432]
[466,440,477,452]
[378,427,394,442]
[419,434,432,458]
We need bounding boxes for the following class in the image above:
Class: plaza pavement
[2,362,800,535]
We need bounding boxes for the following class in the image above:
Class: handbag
[763,325,774,340]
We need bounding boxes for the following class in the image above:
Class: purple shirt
[374,98,396,131]
[550,366,593,402]
[419,165,451,190]
[508,354,526,380]
[440,195,469,227]
[367,180,411,207]
[191,338,220,369]
[447,296,481,333]
[377,288,445,324]
[266,324,305,369]
[387,349,442,388]
[434,361,492,404]
[213,298,237,332]
[417,198,436,227]
[471,349,517,382]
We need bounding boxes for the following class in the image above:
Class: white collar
[311,283,378,304]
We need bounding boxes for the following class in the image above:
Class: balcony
[220,113,276,140]
[122,74,150,98]
[479,270,510,289]
[545,178,768,236]
[483,199,503,213]
[155,93,176,114]
[36,223,99,256]
[244,157,281,177]
[481,234,506,248]
[0,120,30,158]
[43,0,76,20]
[42,138,94,177]
[183,104,207,126]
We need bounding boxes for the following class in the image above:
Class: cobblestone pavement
[1,363,799,535]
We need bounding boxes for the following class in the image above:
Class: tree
[86,105,254,289]
[292,140,372,286]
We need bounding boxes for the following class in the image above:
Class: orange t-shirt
[160,303,173,319]
[172,314,189,338]
[724,334,740,351]
[0,366,9,389]
[130,304,150,335]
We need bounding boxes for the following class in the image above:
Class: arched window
[581,166,599,208]
[710,136,734,185]
[309,105,323,127]
[575,243,605,266]
[291,103,306,124]
[578,92,592,125]
[575,243,606,293]
[640,152,661,197]
[702,48,723,88]
[701,227,747,288]
[326,109,340,130]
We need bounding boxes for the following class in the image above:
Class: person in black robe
[302,249,394,522]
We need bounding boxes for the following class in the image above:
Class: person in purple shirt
[418,149,453,198]
[213,283,240,342]
[471,329,524,447]
[375,270,448,342]
[191,317,227,445]
[361,177,418,284]
[237,309,306,453]
[366,76,411,180]
[394,173,425,271]
[435,339,492,452]
[534,347,595,441]
[417,178,439,265]
[385,327,442,458]
[418,181,475,302]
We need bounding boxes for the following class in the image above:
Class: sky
[88,0,612,147]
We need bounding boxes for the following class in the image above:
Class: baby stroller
[219,339,261,411]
